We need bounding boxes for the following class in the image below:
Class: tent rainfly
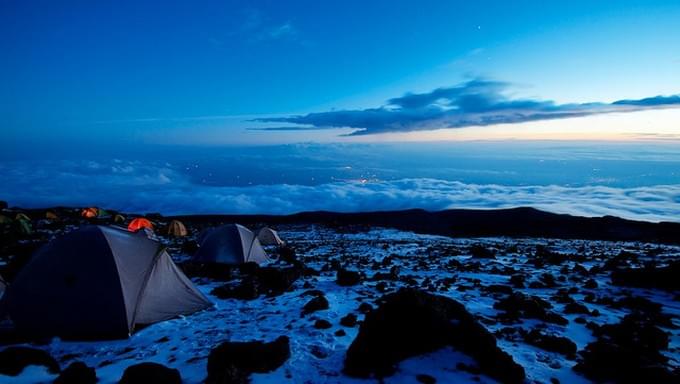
[194,224,269,265]
[128,218,154,232]
[45,211,59,220]
[81,207,99,218]
[15,213,30,222]
[1,225,211,339]
[167,220,188,237]
[257,227,285,246]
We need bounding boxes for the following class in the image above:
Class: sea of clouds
[1,159,679,223]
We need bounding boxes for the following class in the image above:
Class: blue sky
[1,1,680,219]
[2,0,680,145]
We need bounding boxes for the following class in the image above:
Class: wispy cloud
[252,78,680,135]
[236,8,302,44]
[2,160,679,222]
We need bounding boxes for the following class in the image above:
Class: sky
[1,1,680,220]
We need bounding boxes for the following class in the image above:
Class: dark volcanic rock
[611,262,680,291]
[314,319,333,329]
[337,268,362,286]
[522,329,577,357]
[574,313,677,383]
[340,313,358,327]
[469,244,496,259]
[211,278,259,300]
[494,292,568,325]
[118,362,181,384]
[206,336,290,384]
[564,302,590,315]
[211,265,302,300]
[302,295,329,315]
[344,288,525,383]
[54,361,97,384]
[0,346,59,376]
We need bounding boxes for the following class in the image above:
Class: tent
[15,213,30,222]
[0,274,6,299]
[45,211,59,220]
[0,215,11,225]
[81,207,98,218]
[257,227,285,246]
[167,220,188,237]
[16,219,33,235]
[194,224,269,265]
[114,214,126,224]
[128,218,154,232]
[1,225,211,339]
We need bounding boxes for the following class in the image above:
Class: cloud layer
[1,160,679,223]
[253,79,680,135]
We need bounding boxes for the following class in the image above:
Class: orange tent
[81,207,98,218]
[128,218,154,232]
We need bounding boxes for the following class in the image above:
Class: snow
[3,225,679,383]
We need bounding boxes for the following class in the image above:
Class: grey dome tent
[2,225,211,340]
[257,227,285,246]
[194,224,269,265]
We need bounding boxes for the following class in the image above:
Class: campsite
[0,205,678,383]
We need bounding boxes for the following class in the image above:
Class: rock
[611,261,680,291]
[118,362,181,384]
[54,362,97,384]
[494,292,568,325]
[207,336,290,384]
[0,346,59,376]
[256,266,301,295]
[564,302,590,315]
[583,278,598,289]
[357,302,373,314]
[277,246,297,264]
[211,278,259,300]
[302,296,329,315]
[509,274,525,288]
[335,329,347,337]
[344,288,525,383]
[340,313,358,327]
[522,329,577,357]
[314,319,332,329]
[469,244,495,259]
[416,373,437,383]
[337,268,362,286]
[574,313,677,382]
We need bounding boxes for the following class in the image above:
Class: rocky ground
[0,208,679,383]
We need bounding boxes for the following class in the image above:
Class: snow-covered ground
[3,225,679,383]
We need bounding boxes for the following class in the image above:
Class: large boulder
[0,346,59,376]
[336,268,362,286]
[344,288,525,383]
[574,313,678,382]
[611,262,680,291]
[206,336,290,384]
[494,292,568,325]
[118,362,181,384]
[54,361,97,384]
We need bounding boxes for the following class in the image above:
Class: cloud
[1,160,679,223]
[253,78,680,135]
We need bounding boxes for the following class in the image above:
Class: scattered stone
[0,347,59,376]
[207,336,290,384]
[494,292,568,325]
[522,329,577,357]
[340,313,358,327]
[344,288,525,383]
[611,261,680,291]
[469,244,495,259]
[337,268,362,286]
[119,362,181,384]
[314,319,332,329]
[302,295,329,315]
[416,373,437,383]
[574,313,677,382]
[54,362,96,384]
